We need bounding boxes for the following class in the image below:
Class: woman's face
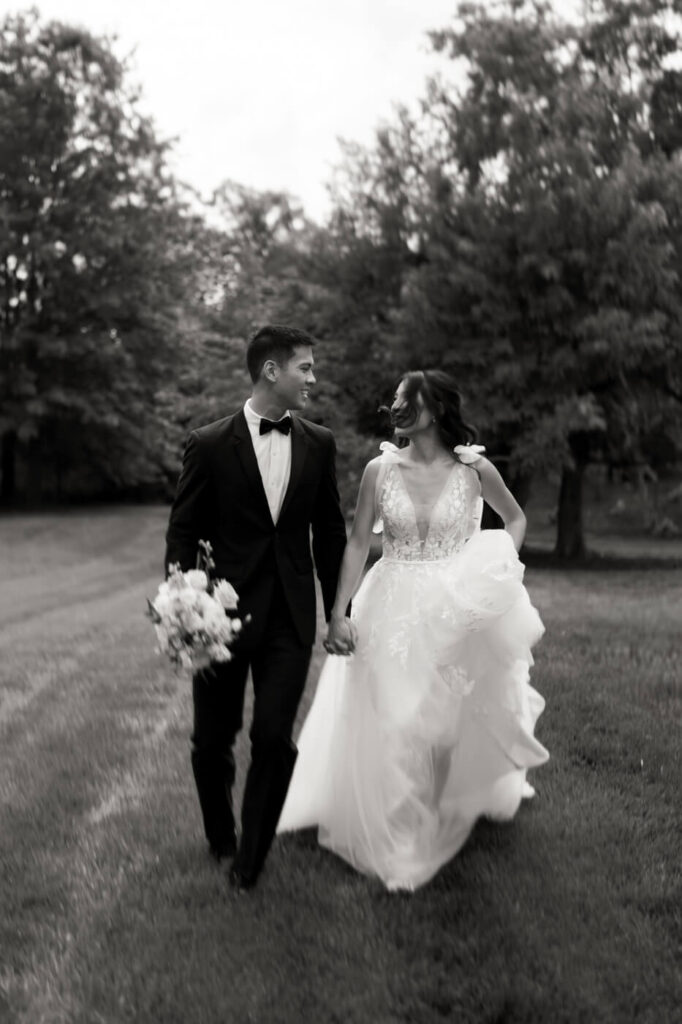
[391,380,434,437]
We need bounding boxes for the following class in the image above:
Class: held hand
[324,616,357,656]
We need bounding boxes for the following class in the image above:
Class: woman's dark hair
[246,324,316,382]
[390,369,478,453]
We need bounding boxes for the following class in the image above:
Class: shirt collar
[244,398,290,428]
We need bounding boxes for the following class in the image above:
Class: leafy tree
[204,181,397,504]
[0,9,200,502]
[329,0,682,556]
[429,0,682,556]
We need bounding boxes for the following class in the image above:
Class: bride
[278,369,549,891]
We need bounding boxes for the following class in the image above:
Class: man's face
[271,345,316,410]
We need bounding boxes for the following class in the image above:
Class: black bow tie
[259,416,292,436]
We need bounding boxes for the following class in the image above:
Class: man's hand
[323,616,357,656]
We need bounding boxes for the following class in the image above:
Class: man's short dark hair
[246,325,316,383]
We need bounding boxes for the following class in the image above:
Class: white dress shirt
[243,399,292,524]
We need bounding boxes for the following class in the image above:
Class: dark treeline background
[1,0,681,558]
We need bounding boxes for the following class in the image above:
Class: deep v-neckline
[394,460,459,546]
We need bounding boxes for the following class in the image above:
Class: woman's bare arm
[326,459,381,653]
[476,457,527,551]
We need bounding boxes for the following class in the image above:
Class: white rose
[184,570,209,591]
[213,579,239,611]
[175,602,197,629]
[193,591,214,614]
[203,603,226,634]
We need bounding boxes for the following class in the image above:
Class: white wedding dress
[278,443,549,891]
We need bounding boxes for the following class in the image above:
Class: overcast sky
[12,0,462,220]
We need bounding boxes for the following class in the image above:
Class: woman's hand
[324,616,357,656]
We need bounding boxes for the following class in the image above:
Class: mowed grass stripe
[0,572,157,654]
[1,627,189,1022]
[1,510,680,1023]
[0,537,398,1022]
[3,653,400,1022]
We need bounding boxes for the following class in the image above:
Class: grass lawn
[0,506,680,1024]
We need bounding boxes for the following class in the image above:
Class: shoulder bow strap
[373,441,402,533]
[454,443,486,465]
[378,440,402,462]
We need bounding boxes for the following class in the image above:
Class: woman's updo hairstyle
[392,370,478,453]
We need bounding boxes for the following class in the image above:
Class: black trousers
[190,577,312,882]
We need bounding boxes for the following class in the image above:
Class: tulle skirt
[278,529,549,891]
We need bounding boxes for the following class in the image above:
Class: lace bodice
[375,444,484,562]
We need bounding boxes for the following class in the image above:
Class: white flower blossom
[147,555,244,673]
[213,579,239,610]
[184,569,209,591]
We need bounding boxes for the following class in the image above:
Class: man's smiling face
[271,345,316,410]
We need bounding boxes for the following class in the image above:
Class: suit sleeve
[311,432,348,621]
[164,432,210,574]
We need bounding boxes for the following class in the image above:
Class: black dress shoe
[228,865,256,893]
[208,836,237,863]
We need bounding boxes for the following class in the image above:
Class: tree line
[1,1,681,558]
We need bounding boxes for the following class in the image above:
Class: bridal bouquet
[147,541,247,671]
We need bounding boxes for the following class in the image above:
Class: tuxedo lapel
[279,415,310,520]
[229,409,273,524]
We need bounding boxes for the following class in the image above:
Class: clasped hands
[323,614,357,657]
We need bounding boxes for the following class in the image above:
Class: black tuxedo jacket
[164,409,347,647]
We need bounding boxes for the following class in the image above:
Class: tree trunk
[25,438,42,506]
[555,457,587,560]
[510,470,533,510]
[1,431,17,506]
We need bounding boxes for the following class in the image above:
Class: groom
[165,325,349,891]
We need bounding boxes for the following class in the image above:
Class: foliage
[0,9,206,500]
[326,0,682,554]
[1,1,681,541]
[203,180,402,501]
